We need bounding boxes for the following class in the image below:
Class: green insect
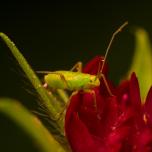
[44,70,100,91]
[38,60,100,91]
[39,21,128,97]
[0,21,128,120]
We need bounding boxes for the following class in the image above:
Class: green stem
[0,32,66,142]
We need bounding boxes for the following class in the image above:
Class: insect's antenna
[36,71,52,74]
[100,21,128,74]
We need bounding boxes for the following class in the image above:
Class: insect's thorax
[44,71,100,90]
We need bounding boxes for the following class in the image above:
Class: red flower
[65,56,152,152]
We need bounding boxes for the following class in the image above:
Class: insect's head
[85,75,100,89]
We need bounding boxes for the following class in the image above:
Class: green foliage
[0,98,66,152]
[128,28,152,102]
[0,33,70,151]
[0,33,59,118]
[0,26,152,151]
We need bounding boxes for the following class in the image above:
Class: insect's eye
[90,79,93,83]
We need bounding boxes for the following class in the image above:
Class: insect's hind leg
[55,90,79,121]
[70,61,83,72]
[42,72,70,90]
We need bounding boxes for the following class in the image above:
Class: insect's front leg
[82,89,97,111]
[100,73,114,96]
[80,89,103,120]
[64,89,97,114]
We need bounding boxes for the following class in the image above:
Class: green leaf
[0,32,66,139]
[128,28,152,102]
[0,98,66,152]
[0,32,59,116]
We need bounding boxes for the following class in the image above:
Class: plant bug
[0,21,128,121]
[38,21,128,97]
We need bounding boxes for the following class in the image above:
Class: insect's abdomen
[44,71,92,90]
[44,73,68,90]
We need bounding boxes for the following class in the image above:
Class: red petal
[65,112,104,152]
[106,126,131,151]
[116,80,130,111]
[65,92,80,126]
[83,56,108,75]
[133,127,152,152]
[129,73,141,110]
[144,87,152,124]
[83,56,114,96]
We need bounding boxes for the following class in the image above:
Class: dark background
[0,2,152,152]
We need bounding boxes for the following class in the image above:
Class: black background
[0,2,152,152]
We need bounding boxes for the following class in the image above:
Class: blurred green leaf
[0,33,67,144]
[0,32,59,117]
[128,28,152,102]
[0,98,66,152]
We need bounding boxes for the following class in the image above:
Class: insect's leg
[57,89,98,120]
[52,72,70,89]
[42,72,69,94]
[96,58,104,77]
[56,91,79,121]
[70,61,83,72]
[82,89,97,111]
[100,73,114,96]
[82,89,103,120]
